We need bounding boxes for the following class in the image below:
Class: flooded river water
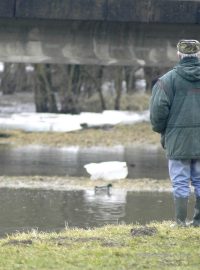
[0,93,193,236]
[0,94,183,235]
[0,144,168,179]
[0,143,196,236]
[0,188,195,237]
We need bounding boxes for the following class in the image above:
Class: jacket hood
[174,57,200,82]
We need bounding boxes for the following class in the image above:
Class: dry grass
[82,93,151,112]
[0,122,160,147]
[0,176,171,192]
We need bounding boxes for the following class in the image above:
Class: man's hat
[177,39,200,54]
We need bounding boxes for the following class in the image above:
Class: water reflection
[0,188,195,237]
[0,144,168,179]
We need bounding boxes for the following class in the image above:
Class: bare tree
[81,65,107,111]
[114,66,124,110]
[54,65,81,114]
[0,62,149,114]
[34,64,58,113]
[1,63,28,94]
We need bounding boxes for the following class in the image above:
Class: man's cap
[177,39,200,54]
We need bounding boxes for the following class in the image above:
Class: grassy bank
[0,223,200,270]
[0,176,171,191]
[0,122,160,147]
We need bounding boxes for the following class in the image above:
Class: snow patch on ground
[0,110,149,132]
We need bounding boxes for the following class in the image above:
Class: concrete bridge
[1,0,200,66]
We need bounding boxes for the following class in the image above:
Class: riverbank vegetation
[1,62,159,113]
[0,176,171,191]
[0,122,160,147]
[0,222,200,270]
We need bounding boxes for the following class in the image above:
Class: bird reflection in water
[94,183,113,196]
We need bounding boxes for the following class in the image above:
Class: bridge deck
[0,1,199,65]
[1,0,200,23]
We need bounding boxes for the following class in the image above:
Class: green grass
[0,223,200,270]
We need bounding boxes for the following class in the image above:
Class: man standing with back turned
[150,39,200,226]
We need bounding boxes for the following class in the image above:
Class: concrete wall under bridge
[0,19,200,67]
[0,0,200,66]
[1,19,200,67]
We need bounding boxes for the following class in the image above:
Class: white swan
[84,161,128,180]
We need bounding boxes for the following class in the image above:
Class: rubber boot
[174,197,188,227]
[192,197,200,227]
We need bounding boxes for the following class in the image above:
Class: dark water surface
[0,144,178,236]
[0,144,168,179]
[0,188,195,237]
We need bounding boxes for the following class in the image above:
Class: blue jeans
[169,159,200,198]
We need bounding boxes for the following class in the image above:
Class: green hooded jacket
[150,57,200,159]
